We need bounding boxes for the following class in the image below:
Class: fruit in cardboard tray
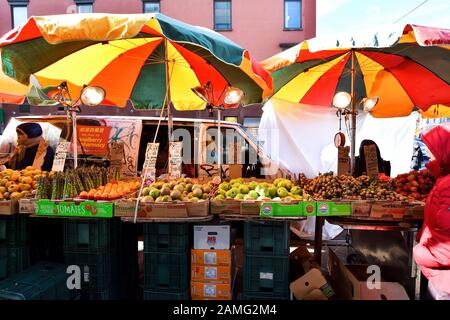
[277,187,289,198]
[234,193,245,200]
[155,196,164,202]
[174,184,185,192]
[248,181,257,190]
[149,188,160,199]
[247,190,259,200]
[190,197,199,202]
[141,195,154,203]
[391,169,435,202]
[203,185,212,194]
[10,191,22,200]
[214,194,225,201]
[170,190,181,200]
[185,183,193,192]
[202,193,209,200]
[268,186,278,198]
[192,188,204,198]
[291,186,302,195]
[142,187,151,196]
[160,186,171,196]
[162,195,172,202]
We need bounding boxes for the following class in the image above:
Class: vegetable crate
[243,254,290,299]
[244,221,290,256]
[144,223,190,254]
[144,252,189,293]
[0,262,79,300]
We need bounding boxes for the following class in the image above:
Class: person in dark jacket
[7,122,54,171]
[353,139,391,177]
[412,142,424,171]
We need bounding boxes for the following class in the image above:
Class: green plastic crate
[143,290,189,300]
[144,252,189,292]
[144,223,189,254]
[7,246,30,276]
[316,201,352,216]
[0,262,77,300]
[244,221,290,256]
[243,254,289,297]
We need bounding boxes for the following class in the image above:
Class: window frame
[283,0,302,31]
[75,0,94,13]
[213,0,232,32]
[143,0,161,13]
[8,0,28,29]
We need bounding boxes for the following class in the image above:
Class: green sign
[35,200,113,218]
[316,202,352,217]
[259,202,317,217]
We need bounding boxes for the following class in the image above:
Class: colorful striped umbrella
[262,24,450,118]
[0,13,271,110]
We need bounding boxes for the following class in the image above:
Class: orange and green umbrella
[0,13,271,110]
[262,24,450,118]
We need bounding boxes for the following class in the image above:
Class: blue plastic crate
[243,254,289,297]
[0,262,78,300]
[144,223,189,254]
[144,252,189,292]
[63,218,121,251]
[143,290,189,300]
[244,221,290,256]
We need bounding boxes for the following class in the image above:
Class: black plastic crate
[0,245,6,279]
[30,218,64,264]
[244,221,290,256]
[7,246,30,276]
[243,254,289,297]
[0,262,77,300]
[143,290,189,300]
[144,252,189,292]
[239,292,289,300]
[0,215,29,247]
[63,218,120,251]
[144,223,189,254]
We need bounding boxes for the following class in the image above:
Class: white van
[0,115,290,179]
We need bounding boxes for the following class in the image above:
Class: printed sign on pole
[169,141,183,179]
[51,141,70,172]
[143,143,159,182]
[364,144,379,177]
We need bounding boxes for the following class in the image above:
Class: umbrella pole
[350,50,356,175]
[217,108,222,178]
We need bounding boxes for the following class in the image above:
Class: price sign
[142,143,159,182]
[364,144,379,177]
[51,141,70,172]
[337,146,350,176]
[169,142,183,179]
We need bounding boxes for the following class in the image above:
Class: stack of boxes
[0,215,30,280]
[191,224,234,300]
[143,223,190,300]
[242,221,290,300]
[62,218,137,300]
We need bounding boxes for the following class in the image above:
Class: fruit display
[299,172,408,201]
[213,178,311,202]
[0,167,45,200]
[391,169,435,202]
[79,179,142,201]
[139,177,211,203]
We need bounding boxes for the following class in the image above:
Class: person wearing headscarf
[413,124,450,300]
[353,139,391,177]
[7,122,54,171]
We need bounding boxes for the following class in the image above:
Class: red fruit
[407,175,415,182]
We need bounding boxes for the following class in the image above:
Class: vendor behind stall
[354,139,391,177]
[413,124,450,300]
[6,122,54,171]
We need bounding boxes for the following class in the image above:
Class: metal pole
[217,108,222,178]
[165,39,174,174]
[350,50,357,175]
[314,216,325,266]
[72,110,78,169]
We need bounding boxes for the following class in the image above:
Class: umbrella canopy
[0,13,271,110]
[261,24,450,118]
[0,50,28,104]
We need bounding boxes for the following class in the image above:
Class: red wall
[0,0,316,60]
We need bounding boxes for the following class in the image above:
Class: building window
[8,1,28,28]
[284,0,302,30]
[75,0,93,13]
[224,117,238,123]
[143,1,160,13]
[214,0,231,31]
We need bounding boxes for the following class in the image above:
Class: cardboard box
[191,249,232,266]
[290,268,335,300]
[259,201,316,217]
[191,265,232,283]
[194,225,230,250]
[210,200,240,215]
[370,201,424,220]
[328,249,409,300]
[114,199,146,218]
[191,281,232,300]
[141,203,188,218]
[0,200,19,215]
[316,201,352,217]
[18,198,37,214]
[240,200,262,215]
[186,201,209,217]
[351,200,373,217]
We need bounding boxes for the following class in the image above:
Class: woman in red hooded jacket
[413,124,450,300]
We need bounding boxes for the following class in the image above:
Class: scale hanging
[334,109,346,148]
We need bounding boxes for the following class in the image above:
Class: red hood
[423,124,450,177]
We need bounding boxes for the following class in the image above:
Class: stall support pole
[71,110,78,169]
[217,108,222,178]
[350,50,356,175]
[314,216,325,266]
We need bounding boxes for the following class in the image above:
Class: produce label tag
[260,204,273,216]
[169,141,183,179]
[35,200,113,218]
[52,141,70,172]
[364,144,380,177]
